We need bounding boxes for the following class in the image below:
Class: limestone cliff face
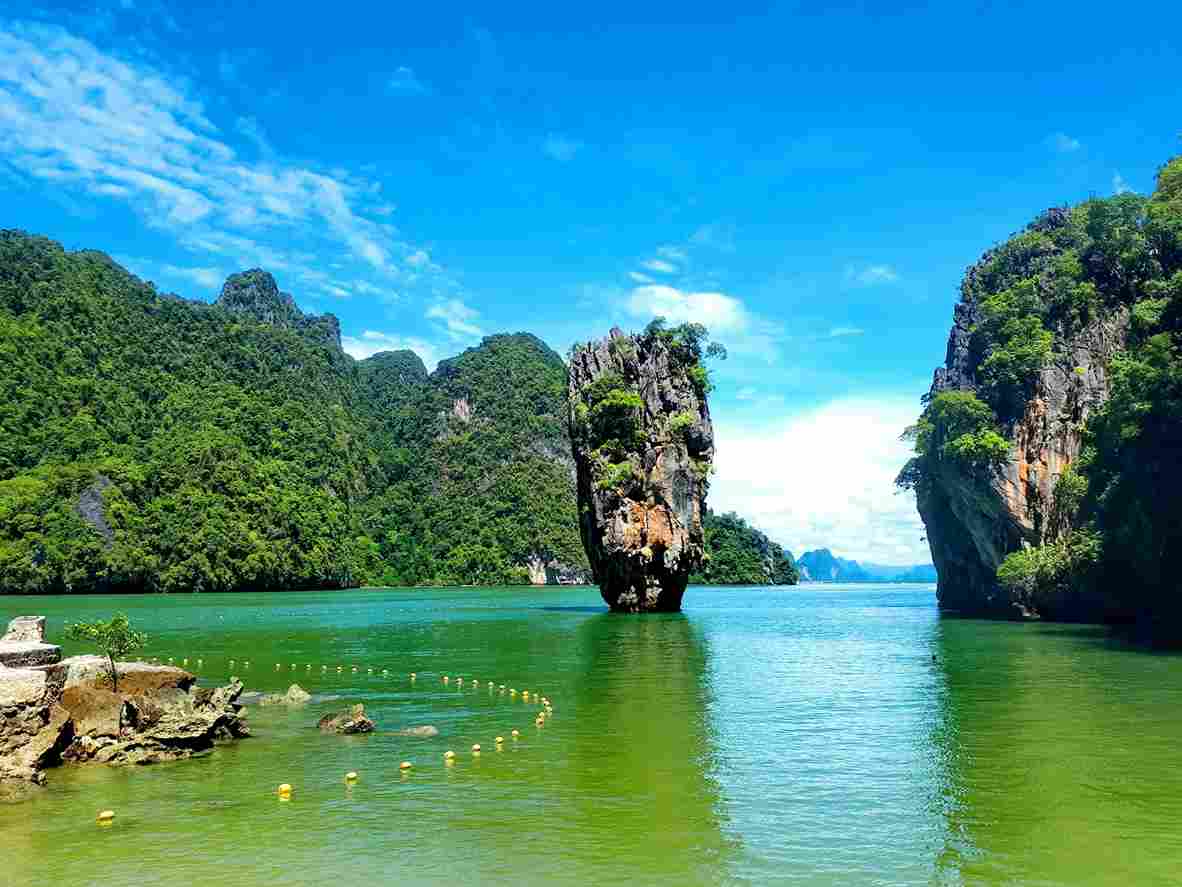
[568,328,714,612]
[918,213,1129,617]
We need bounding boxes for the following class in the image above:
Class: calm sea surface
[3,584,1181,886]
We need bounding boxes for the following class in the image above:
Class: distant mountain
[797,549,935,583]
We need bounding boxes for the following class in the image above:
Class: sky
[1,1,1179,564]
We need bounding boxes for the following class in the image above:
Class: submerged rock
[396,725,439,738]
[318,704,375,735]
[567,325,715,612]
[258,684,312,706]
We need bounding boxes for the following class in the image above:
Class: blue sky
[1,1,1179,563]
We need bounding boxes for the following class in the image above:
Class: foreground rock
[0,616,62,668]
[318,704,375,734]
[1,624,249,788]
[567,326,715,612]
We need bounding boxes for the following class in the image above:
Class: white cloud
[406,249,430,267]
[0,21,446,294]
[341,330,443,369]
[543,134,582,162]
[160,264,224,289]
[1113,172,1134,195]
[1048,132,1081,153]
[710,398,929,564]
[388,66,429,95]
[626,285,748,334]
[656,245,687,262]
[628,271,655,284]
[845,264,899,285]
[828,326,864,338]
[641,258,677,274]
[427,298,483,340]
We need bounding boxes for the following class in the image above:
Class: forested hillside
[0,231,793,593]
[690,511,798,586]
[899,154,1182,636]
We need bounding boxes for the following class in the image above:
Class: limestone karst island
[2,3,1182,886]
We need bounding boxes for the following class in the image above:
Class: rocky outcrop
[0,617,62,668]
[318,703,375,734]
[215,269,342,348]
[916,209,1129,618]
[568,327,714,612]
[0,621,248,788]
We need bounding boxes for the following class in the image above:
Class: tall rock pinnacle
[567,322,718,612]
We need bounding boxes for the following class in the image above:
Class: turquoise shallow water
[3,585,1182,886]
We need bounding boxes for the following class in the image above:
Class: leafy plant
[64,613,147,693]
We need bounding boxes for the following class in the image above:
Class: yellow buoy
[471,744,481,753]
[495,736,504,744]
[96,810,115,824]
[457,677,463,686]
[244,661,250,668]
[410,672,417,680]
[443,675,449,684]
[322,665,327,671]
[444,750,456,760]
[277,783,293,797]
[509,688,517,697]
[382,669,388,675]
[511,729,519,738]
[400,761,413,771]
[345,771,358,782]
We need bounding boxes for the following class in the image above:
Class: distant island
[796,548,936,584]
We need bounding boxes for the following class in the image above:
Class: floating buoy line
[120,655,557,812]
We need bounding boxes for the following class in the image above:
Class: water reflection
[931,617,1182,886]
[566,613,737,885]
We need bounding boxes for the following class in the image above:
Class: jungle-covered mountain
[899,153,1182,638]
[0,231,794,593]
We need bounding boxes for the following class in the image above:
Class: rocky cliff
[904,159,1182,624]
[568,325,715,612]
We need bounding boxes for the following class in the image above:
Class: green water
[3,585,1182,886]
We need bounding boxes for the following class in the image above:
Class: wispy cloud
[406,249,430,268]
[543,134,583,162]
[1047,132,1081,153]
[628,271,655,284]
[1113,172,1134,195]
[388,65,430,95]
[828,326,864,338]
[689,222,736,253]
[0,21,449,304]
[656,245,687,262]
[161,264,224,290]
[341,330,443,369]
[427,298,483,340]
[640,258,677,274]
[845,264,899,285]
